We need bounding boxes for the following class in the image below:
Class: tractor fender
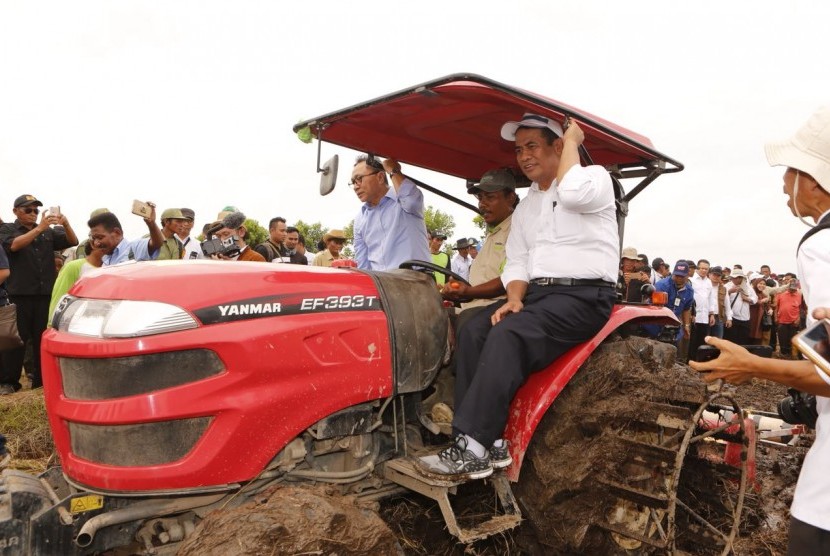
[503,304,678,482]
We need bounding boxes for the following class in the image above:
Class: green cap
[161,208,185,220]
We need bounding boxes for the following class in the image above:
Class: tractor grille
[59,350,224,400]
[69,417,212,466]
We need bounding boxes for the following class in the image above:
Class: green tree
[294,220,328,254]
[243,219,268,248]
[342,219,355,259]
[472,214,487,232]
[424,206,455,238]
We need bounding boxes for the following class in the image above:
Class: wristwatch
[389,169,401,176]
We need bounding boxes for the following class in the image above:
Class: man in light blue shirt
[351,156,429,271]
[88,207,164,266]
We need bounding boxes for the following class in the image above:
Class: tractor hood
[58,259,380,328]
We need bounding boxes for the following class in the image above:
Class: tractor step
[382,457,521,544]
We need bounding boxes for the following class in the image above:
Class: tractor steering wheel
[398,260,471,286]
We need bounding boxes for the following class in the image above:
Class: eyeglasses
[21,207,39,215]
[348,170,380,188]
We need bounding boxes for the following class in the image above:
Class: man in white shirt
[450,238,474,282]
[723,267,757,344]
[691,105,830,553]
[177,208,203,260]
[689,259,718,360]
[420,113,617,479]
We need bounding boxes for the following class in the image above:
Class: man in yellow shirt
[442,168,519,328]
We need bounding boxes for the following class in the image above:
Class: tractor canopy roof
[294,73,683,205]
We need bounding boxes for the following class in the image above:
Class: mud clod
[177,484,401,556]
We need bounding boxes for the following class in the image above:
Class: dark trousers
[788,516,830,555]
[0,295,50,389]
[769,317,779,350]
[453,284,615,448]
[725,319,750,346]
[688,322,711,361]
[778,322,799,357]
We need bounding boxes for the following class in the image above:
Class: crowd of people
[617,250,806,362]
[2,105,830,551]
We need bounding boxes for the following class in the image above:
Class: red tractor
[1,74,754,554]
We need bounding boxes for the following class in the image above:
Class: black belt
[530,277,615,288]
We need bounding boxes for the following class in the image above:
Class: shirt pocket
[552,206,583,244]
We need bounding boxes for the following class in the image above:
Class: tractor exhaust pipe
[75,492,225,548]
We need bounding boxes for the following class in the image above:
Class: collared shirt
[776,289,803,325]
[354,178,430,271]
[726,285,757,321]
[0,220,73,295]
[690,273,718,324]
[655,276,695,319]
[236,245,267,262]
[178,235,203,260]
[462,214,511,311]
[791,208,830,531]
[102,237,158,266]
[312,248,339,267]
[501,165,618,286]
[158,235,184,260]
[451,253,472,281]
[641,276,694,340]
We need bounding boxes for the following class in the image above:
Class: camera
[201,237,240,258]
[777,387,818,428]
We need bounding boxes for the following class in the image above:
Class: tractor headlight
[53,296,198,338]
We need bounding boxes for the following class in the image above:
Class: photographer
[204,211,265,262]
[691,106,830,553]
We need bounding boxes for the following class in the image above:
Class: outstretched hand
[688,336,756,385]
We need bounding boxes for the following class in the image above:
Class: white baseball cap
[765,105,830,192]
[501,113,564,141]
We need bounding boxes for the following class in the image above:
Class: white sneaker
[418,436,493,480]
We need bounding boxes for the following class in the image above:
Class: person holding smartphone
[0,195,78,391]
[691,106,830,554]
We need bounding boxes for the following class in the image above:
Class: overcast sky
[1,1,828,274]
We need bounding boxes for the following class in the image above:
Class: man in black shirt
[0,195,78,390]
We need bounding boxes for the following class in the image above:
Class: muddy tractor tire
[515,336,752,555]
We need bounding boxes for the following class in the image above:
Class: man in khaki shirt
[312,229,347,267]
[442,168,519,327]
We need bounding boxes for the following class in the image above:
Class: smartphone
[131,200,152,218]
[794,319,830,376]
[695,344,773,362]
[49,205,61,218]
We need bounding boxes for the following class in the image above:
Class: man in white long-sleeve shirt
[689,259,719,359]
[724,267,757,344]
[419,113,618,479]
[692,105,830,553]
